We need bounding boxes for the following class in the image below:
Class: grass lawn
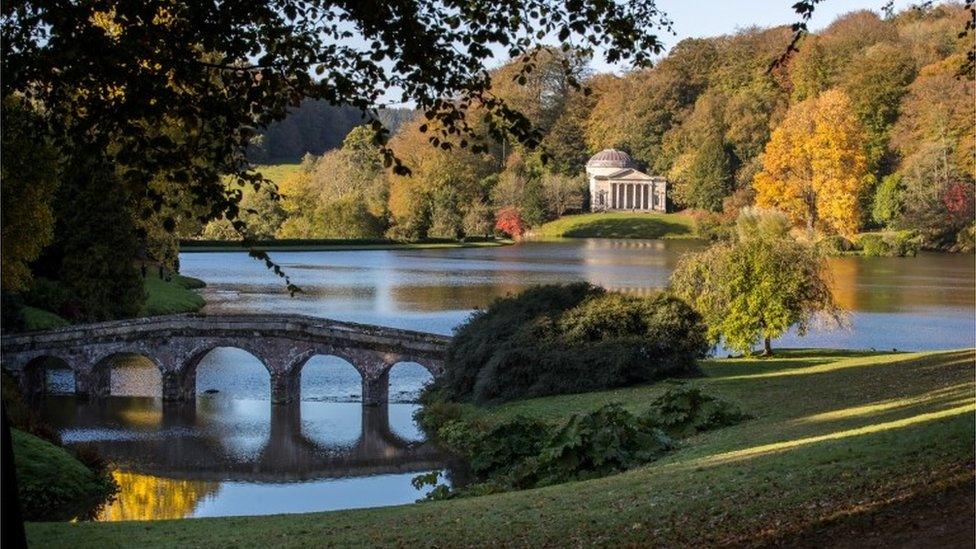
[25,348,975,546]
[532,211,695,239]
[141,274,206,316]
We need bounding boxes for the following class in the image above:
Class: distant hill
[248,101,415,163]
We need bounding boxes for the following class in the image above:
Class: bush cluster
[416,386,749,499]
[854,232,920,257]
[438,284,709,403]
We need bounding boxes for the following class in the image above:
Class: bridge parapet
[1,314,451,405]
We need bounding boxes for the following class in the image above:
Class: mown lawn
[26,349,975,547]
[532,211,695,239]
[140,274,206,316]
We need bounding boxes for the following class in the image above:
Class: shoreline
[179,238,512,253]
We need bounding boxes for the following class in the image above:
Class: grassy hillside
[13,429,117,522]
[26,349,975,546]
[532,211,695,239]
[140,274,206,316]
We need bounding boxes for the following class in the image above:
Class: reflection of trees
[825,257,860,312]
[99,471,220,521]
[391,282,521,311]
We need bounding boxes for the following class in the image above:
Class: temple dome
[586,149,635,169]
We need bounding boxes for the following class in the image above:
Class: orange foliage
[753,89,871,236]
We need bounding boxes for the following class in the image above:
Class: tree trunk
[762,336,773,356]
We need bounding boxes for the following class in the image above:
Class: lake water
[40,238,975,521]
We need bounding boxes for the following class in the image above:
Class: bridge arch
[297,354,364,403]
[186,346,273,401]
[90,354,163,397]
[19,355,75,398]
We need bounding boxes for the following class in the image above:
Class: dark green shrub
[641,385,751,437]
[24,277,85,320]
[529,404,672,487]
[857,234,893,257]
[888,231,920,257]
[440,284,708,403]
[819,235,854,254]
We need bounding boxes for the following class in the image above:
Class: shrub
[687,209,731,241]
[641,385,751,437]
[24,278,81,321]
[855,232,920,257]
[819,234,854,254]
[856,234,893,257]
[954,223,975,253]
[439,284,708,403]
[417,392,748,499]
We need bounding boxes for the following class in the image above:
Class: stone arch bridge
[1,314,450,405]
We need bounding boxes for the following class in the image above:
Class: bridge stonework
[0,314,450,405]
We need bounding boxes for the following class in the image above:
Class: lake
[40,238,975,520]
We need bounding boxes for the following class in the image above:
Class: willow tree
[669,208,844,356]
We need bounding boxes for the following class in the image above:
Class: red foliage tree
[941,182,975,230]
[495,207,528,239]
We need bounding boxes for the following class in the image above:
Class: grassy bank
[26,348,975,546]
[20,274,206,331]
[140,274,206,316]
[531,211,695,239]
[13,429,118,521]
[180,237,511,253]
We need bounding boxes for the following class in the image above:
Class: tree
[889,55,975,245]
[0,99,59,293]
[495,207,528,240]
[463,200,495,237]
[3,1,671,293]
[541,173,585,218]
[871,174,904,228]
[45,157,145,321]
[490,153,547,226]
[753,89,871,236]
[670,208,843,356]
[839,42,916,172]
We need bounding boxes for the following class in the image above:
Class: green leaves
[417,390,746,500]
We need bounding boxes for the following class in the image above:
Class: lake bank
[19,274,207,332]
[180,237,511,253]
[26,348,975,546]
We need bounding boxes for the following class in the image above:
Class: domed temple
[585,149,667,212]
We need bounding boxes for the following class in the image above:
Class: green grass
[532,211,695,239]
[13,429,116,522]
[140,274,206,316]
[21,306,70,331]
[26,349,975,546]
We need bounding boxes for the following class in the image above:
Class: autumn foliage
[753,90,871,236]
[495,207,528,239]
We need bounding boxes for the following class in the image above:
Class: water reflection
[182,241,975,350]
[39,396,450,520]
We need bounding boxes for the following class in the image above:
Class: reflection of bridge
[54,400,448,482]
[1,314,450,405]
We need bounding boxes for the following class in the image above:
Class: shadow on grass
[705,350,974,382]
[563,218,691,239]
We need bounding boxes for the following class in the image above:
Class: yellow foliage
[754,89,871,236]
[100,471,220,521]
